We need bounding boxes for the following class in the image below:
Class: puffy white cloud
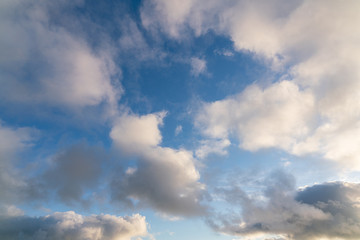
[0,211,148,240]
[196,80,315,151]
[110,112,166,152]
[143,0,360,168]
[0,0,121,113]
[110,113,207,217]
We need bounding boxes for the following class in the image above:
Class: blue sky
[1,0,360,240]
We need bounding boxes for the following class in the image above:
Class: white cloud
[195,138,230,159]
[214,49,234,57]
[0,0,121,114]
[141,0,197,38]
[0,211,148,240]
[190,57,207,76]
[175,125,183,136]
[196,81,314,151]
[110,112,166,152]
[142,0,360,169]
[110,113,207,217]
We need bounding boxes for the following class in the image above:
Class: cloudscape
[0,0,360,239]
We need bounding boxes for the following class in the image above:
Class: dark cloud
[111,147,208,217]
[43,143,106,206]
[295,182,360,239]
[208,171,360,240]
[0,211,148,240]
[0,135,109,209]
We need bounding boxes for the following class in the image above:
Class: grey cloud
[207,171,360,240]
[0,126,108,208]
[42,143,106,206]
[0,121,38,204]
[111,147,208,217]
[110,113,208,218]
[295,182,360,239]
[0,211,148,240]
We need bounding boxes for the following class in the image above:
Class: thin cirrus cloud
[140,0,360,169]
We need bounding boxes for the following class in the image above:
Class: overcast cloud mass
[0,0,360,239]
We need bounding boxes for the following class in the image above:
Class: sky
[0,0,360,239]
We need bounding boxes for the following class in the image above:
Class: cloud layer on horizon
[209,171,360,240]
[0,211,148,240]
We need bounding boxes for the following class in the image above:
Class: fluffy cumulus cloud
[209,171,360,240]
[110,113,207,217]
[196,80,314,152]
[0,211,148,240]
[0,0,121,113]
[142,0,360,168]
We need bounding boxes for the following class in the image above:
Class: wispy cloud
[190,57,207,77]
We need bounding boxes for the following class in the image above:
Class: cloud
[42,143,106,206]
[0,211,148,240]
[139,0,360,169]
[0,205,24,217]
[141,0,198,38]
[110,112,166,152]
[295,182,360,239]
[110,113,207,217]
[0,121,37,204]
[0,0,121,114]
[195,80,314,151]
[208,171,360,240]
[175,125,182,136]
[195,138,230,159]
[190,57,207,76]
[118,17,166,63]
